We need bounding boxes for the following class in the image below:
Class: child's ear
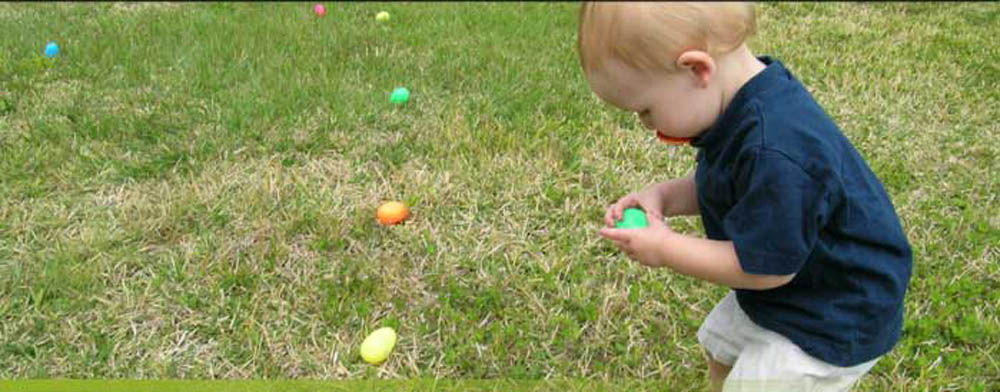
[676,50,715,88]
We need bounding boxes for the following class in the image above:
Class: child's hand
[604,185,667,228]
[598,214,674,267]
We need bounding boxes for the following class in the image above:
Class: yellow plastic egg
[359,327,397,365]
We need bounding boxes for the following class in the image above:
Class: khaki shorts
[697,291,880,392]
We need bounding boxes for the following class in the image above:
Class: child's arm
[598,222,795,290]
[657,231,795,290]
[659,171,699,217]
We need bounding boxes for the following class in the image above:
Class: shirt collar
[690,56,789,150]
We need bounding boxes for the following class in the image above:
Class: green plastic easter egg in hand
[615,207,649,229]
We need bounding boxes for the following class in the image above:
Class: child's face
[587,58,720,142]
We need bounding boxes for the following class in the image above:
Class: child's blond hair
[578,2,756,76]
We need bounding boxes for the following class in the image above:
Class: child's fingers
[605,198,629,226]
[612,197,635,221]
[598,228,631,243]
[604,204,618,227]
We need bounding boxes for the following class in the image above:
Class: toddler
[578,3,913,391]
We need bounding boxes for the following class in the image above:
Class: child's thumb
[598,227,630,242]
[646,213,667,228]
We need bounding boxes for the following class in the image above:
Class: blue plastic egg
[45,42,59,58]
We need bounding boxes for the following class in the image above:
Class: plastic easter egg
[389,87,410,105]
[45,42,59,58]
[360,327,397,365]
[616,207,649,229]
[376,201,409,225]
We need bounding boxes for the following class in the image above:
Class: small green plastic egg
[389,87,409,105]
[615,207,649,229]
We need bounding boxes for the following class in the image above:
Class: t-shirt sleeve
[723,148,830,275]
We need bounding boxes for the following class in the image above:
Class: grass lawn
[1,2,998,390]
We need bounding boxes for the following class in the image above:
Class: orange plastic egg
[376,201,409,225]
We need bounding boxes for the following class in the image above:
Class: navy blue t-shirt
[691,57,913,367]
